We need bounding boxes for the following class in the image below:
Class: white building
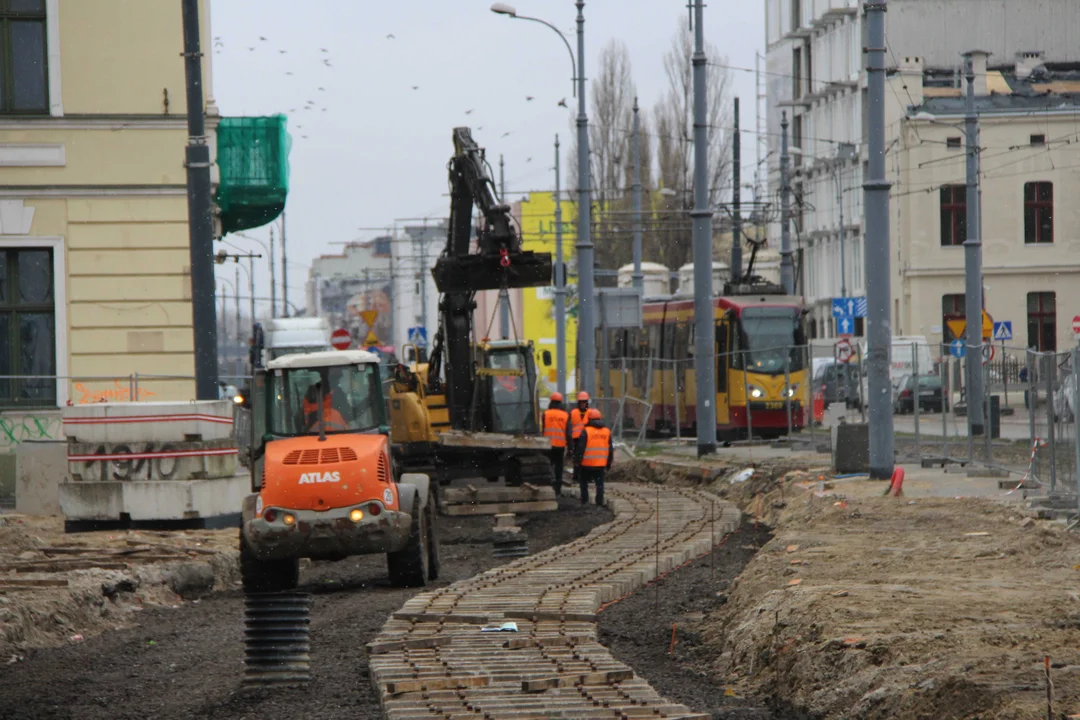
[390,220,446,356]
[764,0,1080,339]
[305,238,391,348]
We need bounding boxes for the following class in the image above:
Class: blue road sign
[837,316,854,336]
[993,321,1013,342]
[949,339,966,358]
[408,326,427,345]
[832,297,867,319]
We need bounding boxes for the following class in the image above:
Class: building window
[1024,181,1053,244]
[0,249,55,406]
[0,0,48,114]
[946,136,962,149]
[939,185,966,246]
[1030,134,1045,146]
[942,293,965,342]
[1027,292,1055,351]
[792,47,802,99]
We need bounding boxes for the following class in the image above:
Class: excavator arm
[429,128,552,431]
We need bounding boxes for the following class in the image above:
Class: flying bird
[323,59,332,66]
[465,109,473,115]
[259,36,267,41]
[412,85,419,90]
[214,40,224,48]
[318,87,325,91]
[477,126,483,130]
[279,49,287,54]
[302,135,308,139]
[321,108,327,112]
[248,46,255,51]
[286,71,293,76]
[527,157,532,162]
[501,132,511,138]
[320,48,328,52]
[557,98,567,108]
[386,33,395,39]
[526,96,533,101]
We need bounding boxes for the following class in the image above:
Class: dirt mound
[702,494,1080,719]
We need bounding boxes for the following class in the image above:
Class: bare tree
[649,16,733,273]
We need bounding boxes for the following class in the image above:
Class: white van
[857,336,935,408]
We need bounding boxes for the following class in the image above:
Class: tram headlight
[748,385,765,399]
[783,384,800,398]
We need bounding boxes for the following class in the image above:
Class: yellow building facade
[515,191,578,396]
[0,0,214,408]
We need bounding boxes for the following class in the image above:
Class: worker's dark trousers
[549,448,565,495]
[577,467,605,506]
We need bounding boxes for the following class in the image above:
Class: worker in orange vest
[541,392,570,496]
[573,408,613,506]
[568,391,590,446]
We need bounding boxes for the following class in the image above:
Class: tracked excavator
[389,127,555,488]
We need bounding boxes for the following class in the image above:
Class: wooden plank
[0,577,69,588]
[441,487,555,505]
[502,634,593,649]
[441,500,558,516]
[505,611,598,623]
[385,675,491,694]
[521,669,634,692]
[391,612,493,624]
[367,635,453,654]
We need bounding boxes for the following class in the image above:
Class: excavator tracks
[368,483,741,719]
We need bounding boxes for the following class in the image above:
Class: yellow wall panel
[1,129,188,186]
[69,301,192,329]
[67,222,189,250]
[70,353,195,378]
[68,248,190,276]
[68,378,196,405]
[23,200,67,236]
[67,197,189,224]
[70,328,193,355]
[69,276,189,303]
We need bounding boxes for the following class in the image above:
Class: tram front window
[733,307,805,374]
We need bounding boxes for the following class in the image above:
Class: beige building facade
[887,55,1080,355]
[0,0,214,408]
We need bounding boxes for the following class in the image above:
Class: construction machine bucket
[432,251,552,293]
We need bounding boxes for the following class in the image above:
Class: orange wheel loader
[238,350,439,592]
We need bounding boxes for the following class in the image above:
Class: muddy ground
[0,497,611,720]
[616,455,1080,719]
[599,523,792,720]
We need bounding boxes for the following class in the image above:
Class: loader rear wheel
[427,497,441,581]
[387,494,430,588]
[239,530,299,594]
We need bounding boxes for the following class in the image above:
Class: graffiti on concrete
[73,380,157,405]
[0,414,64,451]
[78,443,180,482]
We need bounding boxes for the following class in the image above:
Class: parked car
[813,361,861,409]
[894,375,946,414]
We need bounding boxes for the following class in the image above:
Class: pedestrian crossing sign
[993,321,1012,342]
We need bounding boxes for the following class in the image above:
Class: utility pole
[234,267,241,377]
[280,210,289,317]
[269,226,277,319]
[962,51,986,439]
[779,111,793,294]
[180,0,218,399]
[499,154,511,339]
[755,52,765,204]
[631,97,643,292]
[731,97,742,280]
[863,0,894,480]
[575,0,596,395]
[690,0,716,457]
[554,134,567,397]
[419,218,429,348]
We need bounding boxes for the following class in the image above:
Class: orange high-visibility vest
[543,408,569,448]
[570,408,589,439]
[581,425,611,468]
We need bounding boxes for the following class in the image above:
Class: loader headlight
[349,508,364,523]
[283,513,296,527]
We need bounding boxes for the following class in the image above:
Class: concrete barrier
[61,401,234,444]
[15,440,67,516]
[66,438,237,482]
[59,477,248,524]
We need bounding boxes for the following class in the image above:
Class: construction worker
[568,391,591,445]
[541,393,570,496]
[573,408,613,506]
[303,383,348,432]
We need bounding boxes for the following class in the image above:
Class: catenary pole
[731,97,742,280]
[631,97,643,292]
[575,0,595,395]
[499,154,511,339]
[963,51,986,439]
[779,111,793,294]
[554,135,567,396]
[863,0,895,479]
[280,210,289,317]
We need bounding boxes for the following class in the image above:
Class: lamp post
[233,232,276,320]
[215,250,260,358]
[492,1,594,395]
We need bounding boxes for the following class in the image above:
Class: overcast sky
[209,1,765,313]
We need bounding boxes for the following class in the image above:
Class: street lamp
[215,249,260,365]
[493,1,594,395]
[233,231,276,319]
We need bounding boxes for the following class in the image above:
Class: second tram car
[596,293,808,439]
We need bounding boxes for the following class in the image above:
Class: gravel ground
[1,497,611,720]
[599,523,812,720]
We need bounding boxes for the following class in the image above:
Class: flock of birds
[212,30,567,154]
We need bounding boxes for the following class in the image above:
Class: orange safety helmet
[577,391,590,402]
[549,392,563,403]
[586,408,602,420]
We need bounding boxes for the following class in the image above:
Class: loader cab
[249,350,387,491]
[475,340,540,435]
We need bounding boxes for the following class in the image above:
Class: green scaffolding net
[215,115,291,235]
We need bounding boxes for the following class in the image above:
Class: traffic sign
[992,321,1012,342]
[408,326,427,345]
[359,309,379,327]
[947,310,993,341]
[331,328,351,350]
[363,330,380,347]
[835,338,854,364]
[1073,315,1080,336]
[831,297,867,319]
[949,339,966,359]
[836,316,854,337]
[981,343,995,365]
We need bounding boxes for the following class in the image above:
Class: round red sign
[1073,315,1080,336]
[331,328,351,350]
